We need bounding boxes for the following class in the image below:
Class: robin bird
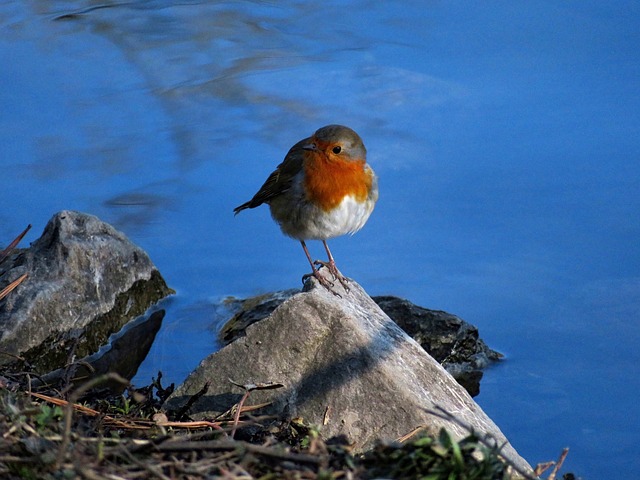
[234,124,378,293]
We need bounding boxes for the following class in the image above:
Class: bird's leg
[300,240,339,294]
[314,241,350,292]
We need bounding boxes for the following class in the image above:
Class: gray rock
[0,211,173,371]
[219,289,298,344]
[34,309,165,391]
[373,296,503,397]
[220,291,500,397]
[166,274,532,476]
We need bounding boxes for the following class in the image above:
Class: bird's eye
[332,146,342,154]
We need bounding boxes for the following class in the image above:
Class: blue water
[2,1,639,477]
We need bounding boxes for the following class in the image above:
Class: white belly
[270,193,376,241]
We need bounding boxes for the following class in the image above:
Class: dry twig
[535,447,570,480]
[227,379,283,439]
[0,224,31,264]
[31,391,234,432]
[0,273,28,301]
[55,373,130,469]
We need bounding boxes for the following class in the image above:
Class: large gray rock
[221,291,501,397]
[167,274,532,476]
[34,310,165,392]
[373,296,502,397]
[0,211,173,371]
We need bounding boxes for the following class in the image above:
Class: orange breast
[303,152,372,212]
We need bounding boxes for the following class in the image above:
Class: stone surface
[166,274,532,476]
[219,289,298,344]
[220,291,500,397]
[34,309,165,391]
[373,296,503,397]
[0,211,173,371]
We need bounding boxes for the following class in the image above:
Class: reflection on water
[2,1,639,477]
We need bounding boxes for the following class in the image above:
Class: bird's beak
[302,142,319,152]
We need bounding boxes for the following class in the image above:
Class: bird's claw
[302,269,342,297]
[313,260,350,293]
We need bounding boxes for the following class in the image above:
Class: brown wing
[233,137,308,214]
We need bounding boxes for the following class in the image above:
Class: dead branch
[0,274,28,301]
[0,224,31,264]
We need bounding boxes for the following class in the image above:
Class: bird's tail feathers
[233,200,257,215]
